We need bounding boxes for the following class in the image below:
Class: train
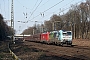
[24,30,72,46]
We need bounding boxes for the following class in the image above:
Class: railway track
[26,40,90,50]
[11,40,90,60]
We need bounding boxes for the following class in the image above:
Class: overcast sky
[0,0,86,34]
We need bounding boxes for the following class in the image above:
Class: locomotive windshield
[67,32,71,35]
[63,32,71,36]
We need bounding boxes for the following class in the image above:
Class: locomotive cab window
[63,32,67,36]
[67,32,71,35]
[63,32,71,36]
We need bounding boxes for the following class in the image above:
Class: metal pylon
[11,0,15,43]
[11,0,14,29]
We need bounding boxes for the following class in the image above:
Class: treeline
[22,1,90,39]
[0,14,14,41]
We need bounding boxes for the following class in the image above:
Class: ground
[0,41,14,60]
[10,39,90,60]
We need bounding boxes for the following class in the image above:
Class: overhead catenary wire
[15,0,86,34]
[43,0,64,13]
[15,0,82,23]
[15,0,51,20]
[31,0,39,11]
[57,0,84,14]
[39,7,71,21]
[14,0,51,22]
[17,0,83,23]
[15,0,42,21]
[39,0,51,8]
[32,0,50,16]
[27,0,39,18]
[31,0,83,21]
[28,0,43,20]
[27,0,64,22]
[40,0,76,20]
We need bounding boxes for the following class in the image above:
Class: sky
[0,0,86,34]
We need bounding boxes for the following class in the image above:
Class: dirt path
[11,39,90,60]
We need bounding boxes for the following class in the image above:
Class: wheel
[60,42,63,46]
[47,42,50,45]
